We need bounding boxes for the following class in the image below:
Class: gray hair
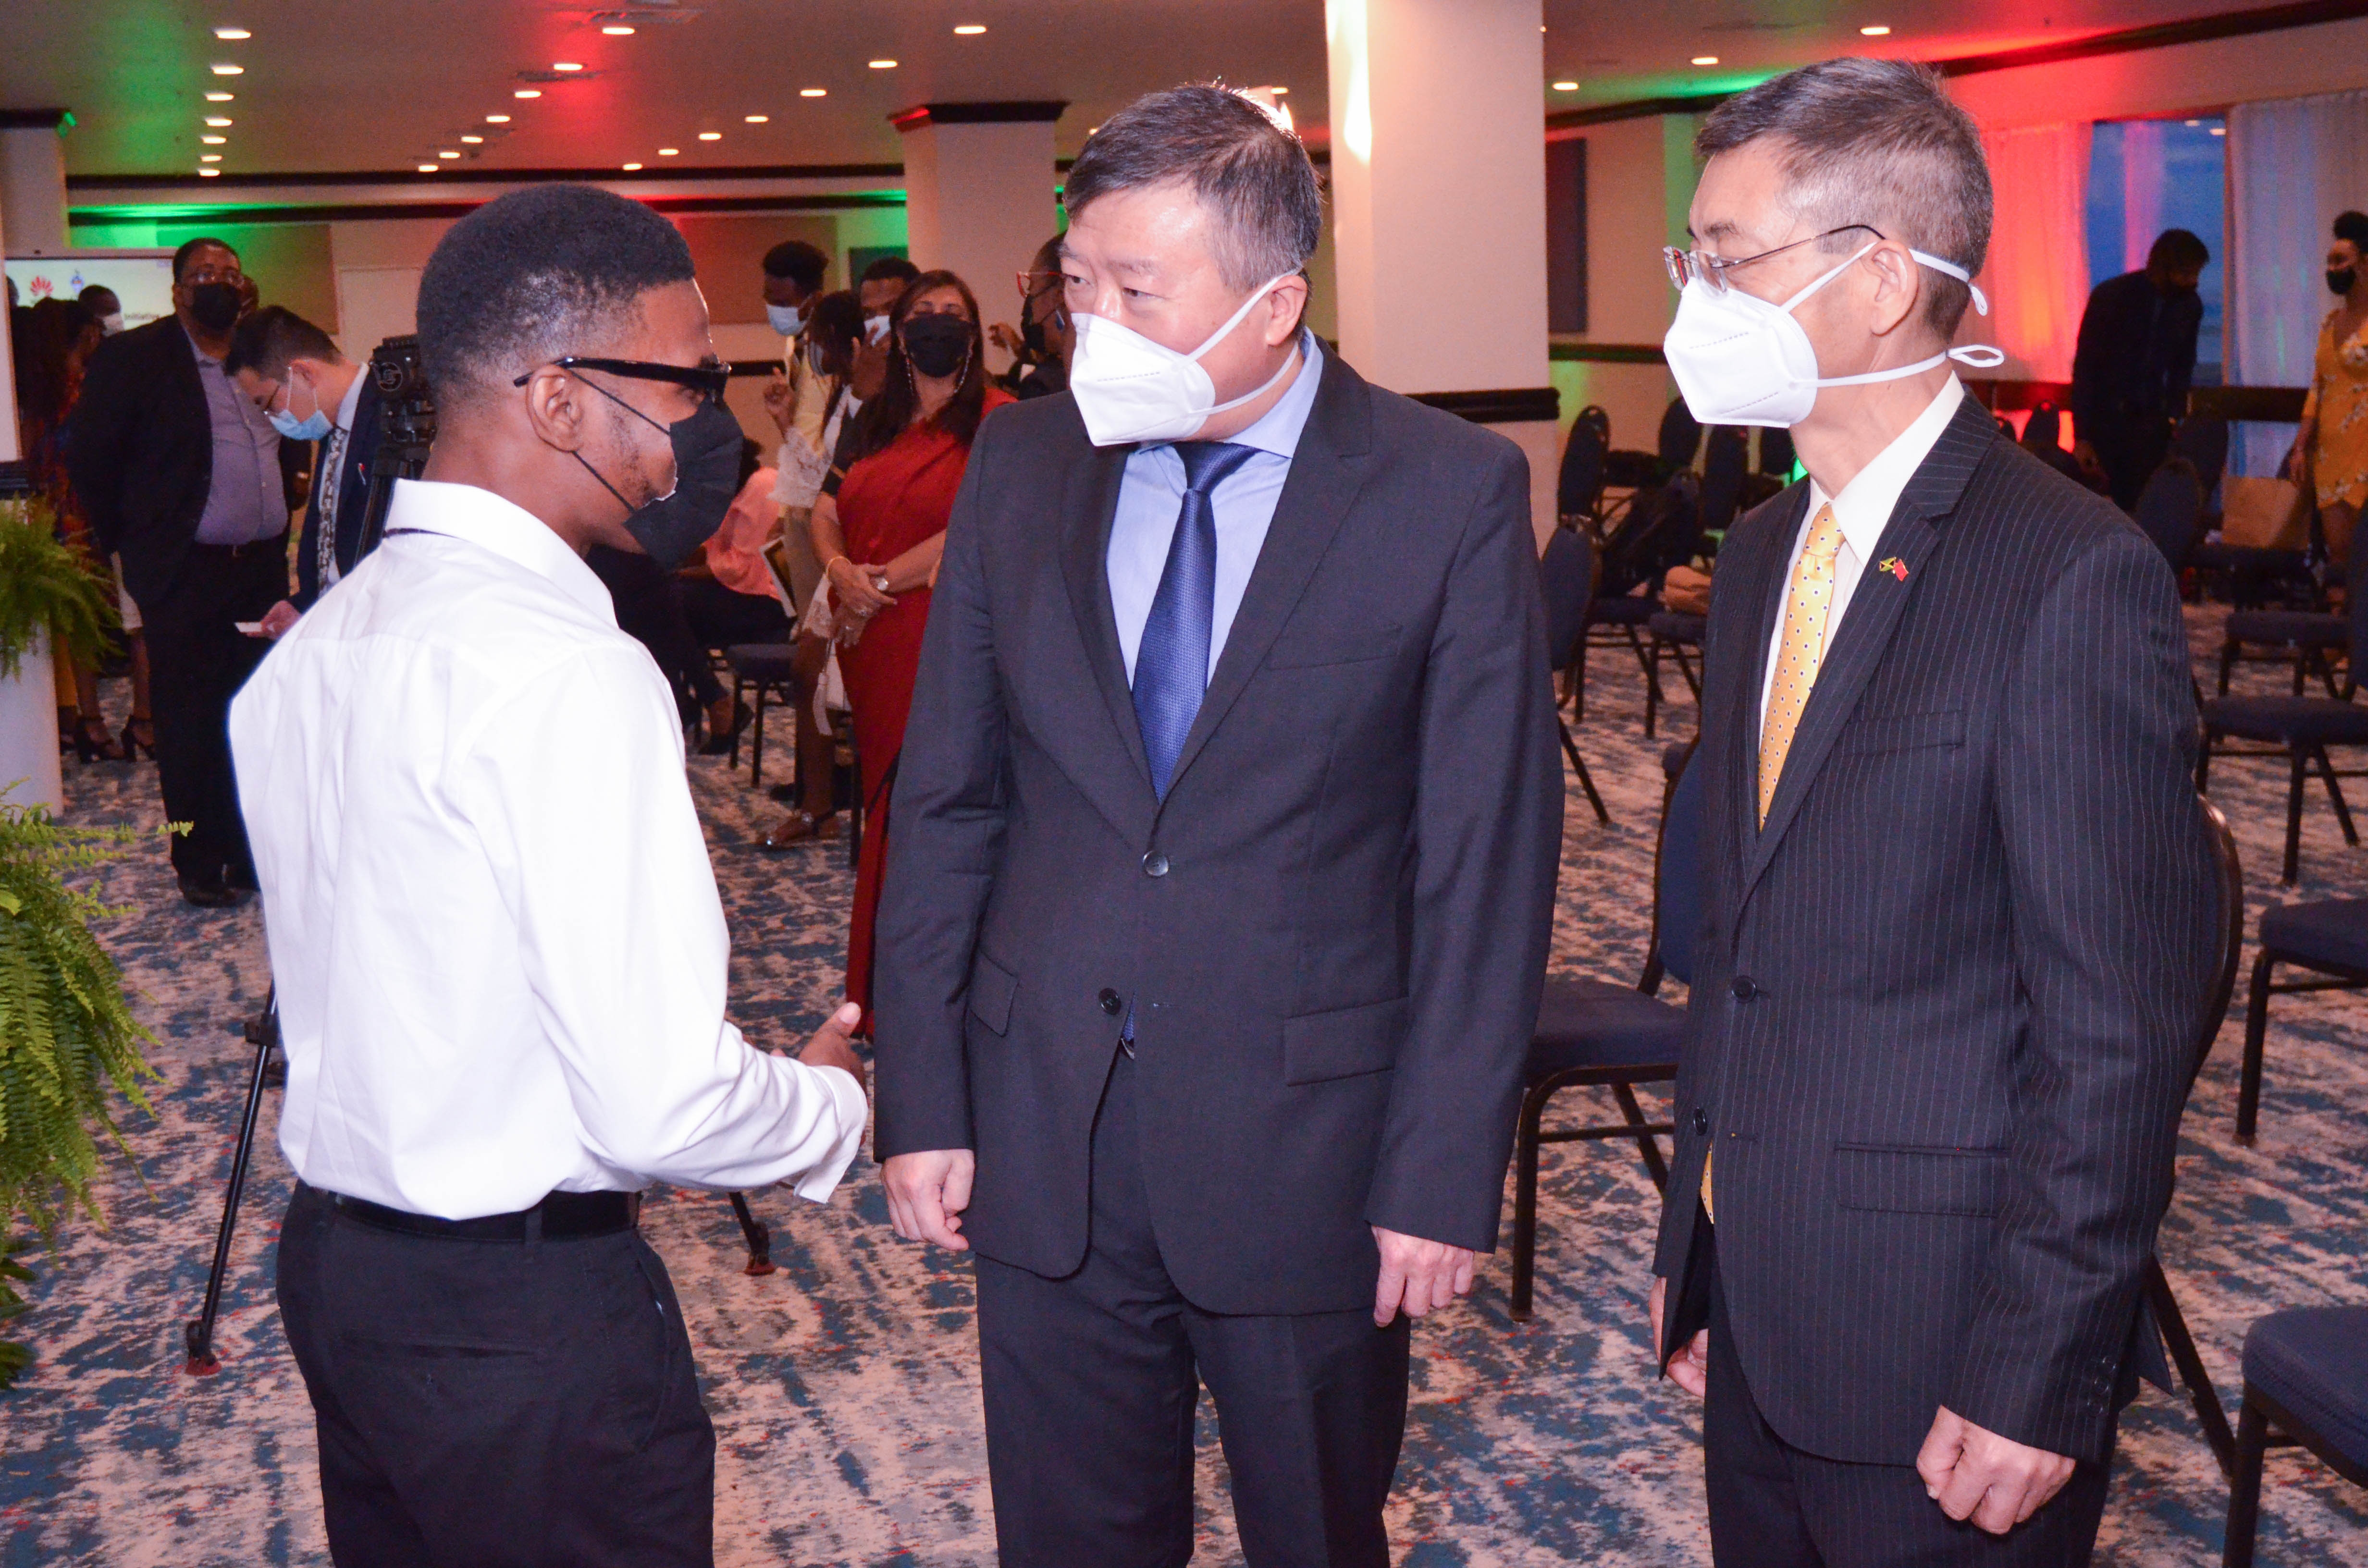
[1062,85,1322,291]
[1697,58,1992,339]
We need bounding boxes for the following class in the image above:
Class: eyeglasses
[513,355,730,404]
[182,263,246,286]
[1662,224,1879,294]
[1016,269,1063,302]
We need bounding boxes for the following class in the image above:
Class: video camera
[354,332,437,558]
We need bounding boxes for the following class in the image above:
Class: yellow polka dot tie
[1704,502,1843,1226]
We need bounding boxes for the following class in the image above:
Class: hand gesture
[762,372,794,437]
[828,557,897,617]
[798,1001,867,1097]
[259,600,301,639]
[987,321,1024,360]
[1371,1226,1476,1326]
[883,1149,976,1251]
[1916,1406,2077,1535]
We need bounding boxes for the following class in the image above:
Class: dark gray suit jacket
[873,349,1564,1316]
[1654,396,2220,1466]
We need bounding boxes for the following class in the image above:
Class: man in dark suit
[68,237,303,906]
[1651,61,2220,1563]
[2072,228,2208,511]
[224,305,384,634]
[873,86,1562,1565]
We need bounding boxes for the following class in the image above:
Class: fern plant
[0,496,116,679]
[0,793,160,1387]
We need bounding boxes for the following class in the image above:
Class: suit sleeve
[869,421,1010,1158]
[1363,441,1564,1251]
[2068,282,2110,441]
[64,336,135,555]
[1946,525,2218,1461]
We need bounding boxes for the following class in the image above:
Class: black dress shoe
[224,863,260,893]
[178,872,251,909]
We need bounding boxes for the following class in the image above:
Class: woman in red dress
[807,269,1011,1029]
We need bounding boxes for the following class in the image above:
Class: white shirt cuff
[789,1061,870,1204]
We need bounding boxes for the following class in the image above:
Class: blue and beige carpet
[1,606,2364,1565]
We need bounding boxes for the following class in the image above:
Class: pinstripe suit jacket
[1653,395,2220,1467]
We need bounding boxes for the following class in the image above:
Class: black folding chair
[1538,528,1612,827]
[2232,896,2368,1144]
[2222,1306,2368,1566]
[1558,405,1611,530]
[2133,458,2206,577]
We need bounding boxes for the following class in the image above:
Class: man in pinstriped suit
[1645,61,2222,1564]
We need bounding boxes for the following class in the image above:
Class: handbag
[2219,476,2313,551]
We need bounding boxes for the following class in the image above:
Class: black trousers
[275,1183,715,1567]
[1702,1235,2112,1568]
[672,577,791,708]
[143,539,285,882]
[974,1050,1411,1568]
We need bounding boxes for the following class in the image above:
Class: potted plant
[0,495,116,811]
[0,794,160,1386]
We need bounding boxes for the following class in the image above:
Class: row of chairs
[1508,733,2363,1558]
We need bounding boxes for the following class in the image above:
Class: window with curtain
[2084,118,2227,383]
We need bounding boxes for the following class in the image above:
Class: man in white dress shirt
[230,184,868,1567]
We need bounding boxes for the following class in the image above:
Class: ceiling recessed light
[697,131,722,140]
[417,164,439,173]
[1860,24,1891,36]
[953,24,986,35]
[200,154,222,162]
[201,135,226,145]
[602,24,635,35]
[198,167,221,177]
[744,114,769,123]
[1552,80,1579,91]
[658,147,679,156]
[514,88,542,98]
[2210,126,2226,135]
[210,63,244,75]
[461,134,483,143]
[2185,118,2202,126]
[213,26,251,39]
[485,113,511,123]
[1691,55,1719,65]
[438,150,460,159]
[204,115,233,126]
[869,59,898,69]
[622,161,643,171]
[800,87,826,98]
[205,91,234,101]
[553,61,583,72]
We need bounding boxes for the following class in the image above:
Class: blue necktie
[1132,441,1257,799]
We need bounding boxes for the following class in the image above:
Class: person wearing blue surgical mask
[759,238,832,507]
[226,305,375,638]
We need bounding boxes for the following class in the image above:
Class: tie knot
[1175,441,1257,497]
[1803,503,1843,561]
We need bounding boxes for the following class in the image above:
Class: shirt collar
[383,479,616,622]
[183,323,221,367]
[1805,374,1965,564]
[333,365,368,432]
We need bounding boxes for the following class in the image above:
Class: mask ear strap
[566,368,670,435]
[571,449,640,521]
[1909,248,1988,317]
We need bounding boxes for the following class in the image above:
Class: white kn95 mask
[1069,274,1302,446]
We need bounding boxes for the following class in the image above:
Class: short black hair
[2336,211,2368,253]
[806,288,863,363]
[172,236,238,282]
[2148,228,2210,274]
[1063,85,1321,290]
[78,284,121,312]
[416,184,695,407]
[225,304,342,379]
[762,239,827,292]
[859,255,920,288]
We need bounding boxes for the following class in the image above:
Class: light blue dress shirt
[187,328,288,547]
[1107,331,1324,684]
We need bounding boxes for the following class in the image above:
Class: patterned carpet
[1,603,2364,1567]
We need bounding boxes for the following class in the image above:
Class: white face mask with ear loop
[1662,240,2005,428]
[1068,272,1303,446]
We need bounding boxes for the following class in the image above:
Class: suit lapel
[1058,438,1153,790]
[1739,397,1998,903]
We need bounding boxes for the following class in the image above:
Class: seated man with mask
[229,183,869,1566]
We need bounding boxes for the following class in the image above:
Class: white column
[0,126,62,810]
[1327,0,1558,544]
[0,121,71,257]
[891,103,1063,373]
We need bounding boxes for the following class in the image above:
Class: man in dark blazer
[872,86,1562,1566]
[69,237,303,906]
[1650,62,2220,1563]
[2071,228,2208,511]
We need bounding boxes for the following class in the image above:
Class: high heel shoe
[73,717,128,763]
[120,717,157,760]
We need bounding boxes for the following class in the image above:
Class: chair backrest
[1537,526,1596,667]
[2132,458,2205,573]
[1657,396,1703,474]
[2023,401,2064,450]
[2172,413,2230,503]
[2348,535,2368,675]
[1557,414,1609,520]
[1700,426,1750,534]
[2187,797,2245,1090]
[1651,740,1707,989]
[1650,471,1706,576]
[1758,424,1795,478]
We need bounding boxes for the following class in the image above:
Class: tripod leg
[726,1191,776,1276]
[184,1004,277,1375]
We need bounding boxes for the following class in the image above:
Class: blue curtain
[2228,90,2368,476]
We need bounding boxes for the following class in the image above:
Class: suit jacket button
[1693,1108,1710,1135]
[1142,851,1170,878]
[1098,988,1123,1016]
[1731,976,1758,1001]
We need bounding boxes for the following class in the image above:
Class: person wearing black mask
[67,235,306,906]
[990,234,1076,401]
[2070,227,2208,511]
[2286,210,2368,567]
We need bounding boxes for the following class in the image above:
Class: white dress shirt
[229,479,866,1220]
[1758,375,1965,724]
[1108,330,1323,682]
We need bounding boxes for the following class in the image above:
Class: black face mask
[1021,312,1048,358]
[569,377,745,569]
[2332,269,2358,297]
[901,311,972,380]
[186,282,242,332]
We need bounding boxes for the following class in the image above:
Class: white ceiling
[0,0,2306,180]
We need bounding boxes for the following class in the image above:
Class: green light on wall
[57,111,76,137]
